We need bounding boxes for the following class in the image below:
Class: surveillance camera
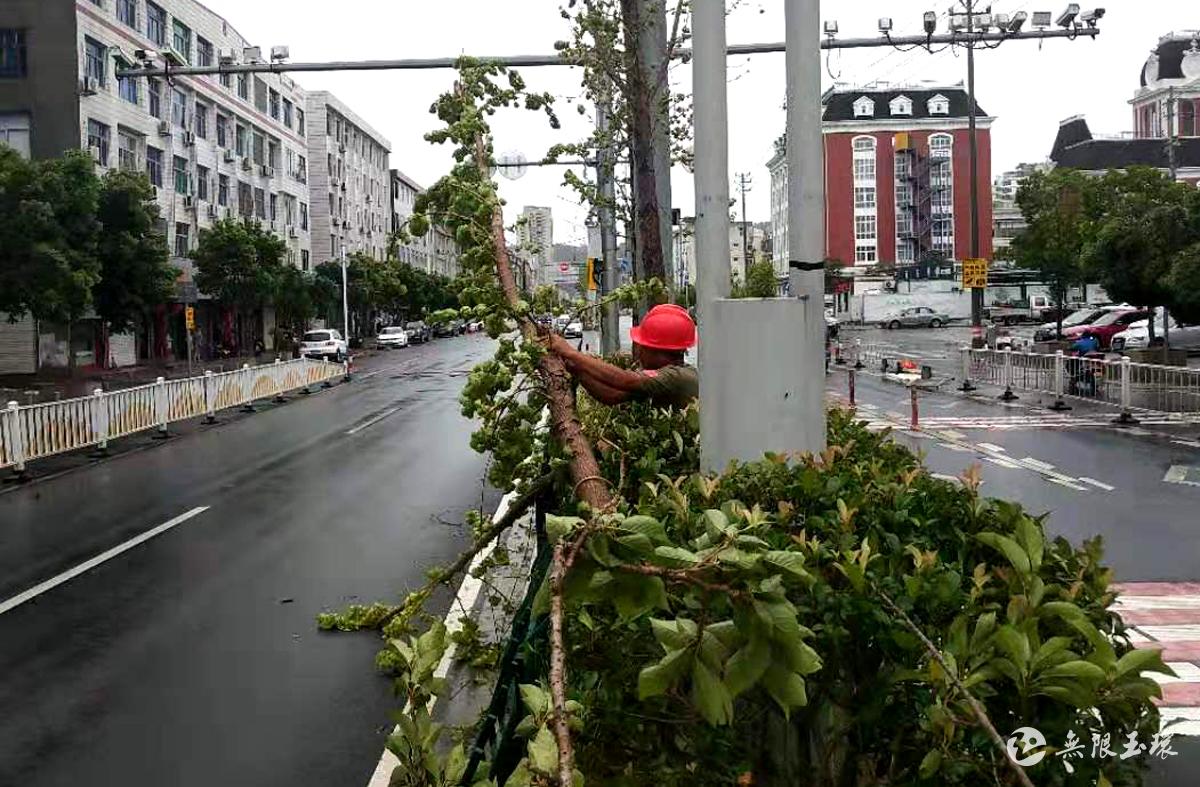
[1032,11,1052,28]
[270,45,290,61]
[993,13,1011,30]
[1056,3,1080,28]
[949,14,968,32]
[1080,8,1105,26]
[923,11,938,34]
[878,17,893,33]
[823,20,839,36]
[1007,11,1028,32]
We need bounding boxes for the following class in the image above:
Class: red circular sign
[559,262,569,273]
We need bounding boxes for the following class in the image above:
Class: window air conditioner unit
[260,164,274,178]
[80,77,99,96]
[223,150,236,163]
[218,49,238,65]
[241,157,253,171]
[183,131,196,146]
[160,48,186,67]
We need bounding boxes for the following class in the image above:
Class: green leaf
[975,533,1032,574]
[650,618,699,651]
[544,515,583,545]
[1040,660,1106,683]
[1014,516,1044,571]
[697,627,732,671]
[1115,647,1173,678]
[443,744,467,784]
[1031,637,1076,670]
[652,545,700,567]
[724,634,771,696]
[620,515,669,545]
[519,684,549,716]
[919,750,942,778]
[614,531,655,555]
[761,663,808,717]
[702,509,731,539]
[763,551,811,581]
[778,637,823,675]
[970,612,997,653]
[995,625,1032,667]
[691,658,734,725]
[638,648,692,699]
[505,760,533,787]
[612,574,668,619]
[528,725,558,775]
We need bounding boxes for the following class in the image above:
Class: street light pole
[966,0,984,341]
[340,243,350,344]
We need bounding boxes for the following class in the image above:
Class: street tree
[0,147,102,369]
[1083,167,1200,345]
[93,169,175,359]
[1011,168,1090,337]
[737,259,779,298]
[193,219,287,352]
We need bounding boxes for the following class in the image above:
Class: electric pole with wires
[736,172,753,279]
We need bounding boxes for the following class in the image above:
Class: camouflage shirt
[632,364,699,409]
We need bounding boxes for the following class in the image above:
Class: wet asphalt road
[0,335,500,787]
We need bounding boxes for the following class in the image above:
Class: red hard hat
[630,304,697,351]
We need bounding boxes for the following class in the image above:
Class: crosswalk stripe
[1151,663,1200,684]
[1115,596,1200,611]
[1078,477,1116,491]
[1021,457,1056,471]
[1161,708,1200,736]
[1137,625,1200,642]
[978,442,1006,453]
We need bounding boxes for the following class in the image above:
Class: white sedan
[376,326,409,349]
[564,320,584,339]
[1112,318,1200,352]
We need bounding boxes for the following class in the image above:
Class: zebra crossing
[1115,583,1200,736]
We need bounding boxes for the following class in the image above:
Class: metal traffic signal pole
[966,0,984,341]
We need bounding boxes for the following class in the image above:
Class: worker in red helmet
[542,303,698,409]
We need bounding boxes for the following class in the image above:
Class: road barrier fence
[962,347,1200,418]
[1,357,347,474]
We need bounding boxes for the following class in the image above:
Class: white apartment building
[306,91,390,266]
[77,0,312,273]
[388,168,461,279]
[516,206,554,287]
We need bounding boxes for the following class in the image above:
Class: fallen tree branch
[616,563,747,598]
[375,472,554,630]
[875,588,1035,787]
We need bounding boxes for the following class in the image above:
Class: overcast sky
[202,0,1172,246]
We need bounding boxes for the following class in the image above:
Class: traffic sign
[962,258,988,289]
[559,262,570,273]
[586,258,598,291]
[185,306,195,331]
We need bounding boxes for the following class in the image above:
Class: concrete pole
[340,243,350,341]
[597,97,621,354]
[643,0,675,294]
[784,0,827,452]
[693,0,732,470]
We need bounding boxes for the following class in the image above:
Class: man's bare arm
[552,339,646,393]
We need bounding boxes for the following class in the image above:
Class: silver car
[880,307,951,330]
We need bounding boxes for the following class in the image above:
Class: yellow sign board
[586,258,598,292]
[962,258,988,289]
[185,306,196,331]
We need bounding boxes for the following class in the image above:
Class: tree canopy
[192,219,288,311]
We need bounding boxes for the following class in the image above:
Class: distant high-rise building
[516,206,554,287]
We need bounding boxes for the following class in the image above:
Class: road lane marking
[977,442,1007,453]
[1115,596,1200,611]
[1020,457,1056,471]
[346,404,408,435]
[985,457,1022,469]
[1047,477,1089,491]
[1173,440,1200,449]
[1138,625,1200,641]
[1078,477,1116,492]
[0,507,210,617]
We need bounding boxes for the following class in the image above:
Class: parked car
[879,307,951,330]
[1033,305,1126,342]
[376,326,409,349]
[1061,309,1148,350]
[405,321,433,344]
[564,320,584,339]
[433,320,462,338]
[299,329,348,362]
[1111,318,1200,353]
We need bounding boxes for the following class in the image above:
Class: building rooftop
[1140,31,1200,88]
[1051,116,1200,170]
[822,85,988,122]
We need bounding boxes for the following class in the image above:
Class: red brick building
[769,85,994,269]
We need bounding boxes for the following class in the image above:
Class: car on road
[405,321,433,344]
[1111,318,1200,353]
[376,326,409,349]
[879,307,951,330]
[299,329,348,362]
[564,320,583,339]
[1033,305,1127,342]
[1061,309,1147,350]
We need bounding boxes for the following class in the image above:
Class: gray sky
[203,0,1172,246]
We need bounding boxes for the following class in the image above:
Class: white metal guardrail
[1,357,346,473]
[961,348,1200,417]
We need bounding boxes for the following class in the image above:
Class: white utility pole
[340,243,350,341]
[784,0,827,451]
[597,96,621,354]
